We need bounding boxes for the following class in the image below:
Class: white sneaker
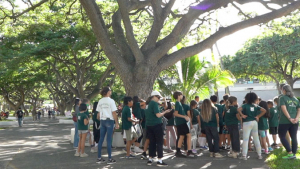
[91,148,95,153]
[80,153,88,157]
[134,146,144,153]
[74,151,80,157]
[214,153,224,158]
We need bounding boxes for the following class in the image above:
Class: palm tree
[157,53,235,102]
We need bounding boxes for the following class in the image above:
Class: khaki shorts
[78,130,88,134]
[125,128,138,141]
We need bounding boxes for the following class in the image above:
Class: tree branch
[158,1,300,70]
[117,0,144,64]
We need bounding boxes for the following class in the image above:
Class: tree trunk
[57,102,67,116]
[120,65,159,100]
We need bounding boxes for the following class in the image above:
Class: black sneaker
[147,160,153,166]
[157,161,168,167]
[187,151,196,157]
[141,152,147,160]
[107,159,116,164]
[220,146,225,150]
[175,151,186,158]
[96,158,106,164]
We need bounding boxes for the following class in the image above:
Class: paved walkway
[0,117,297,169]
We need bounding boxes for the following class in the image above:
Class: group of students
[72,84,299,167]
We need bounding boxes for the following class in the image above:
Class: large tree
[2,0,300,99]
[223,15,300,90]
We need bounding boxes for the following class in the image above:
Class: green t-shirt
[77,112,89,130]
[182,104,190,116]
[92,111,100,125]
[215,104,224,125]
[241,104,261,122]
[201,108,218,127]
[122,105,132,130]
[258,115,269,130]
[192,109,200,125]
[84,110,90,118]
[175,101,187,126]
[145,100,162,126]
[224,106,239,126]
[141,109,146,129]
[133,102,142,120]
[268,107,279,127]
[279,95,300,124]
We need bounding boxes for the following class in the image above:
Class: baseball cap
[151,91,162,97]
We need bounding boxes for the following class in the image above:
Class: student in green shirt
[173,91,196,158]
[122,96,139,158]
[132,96,144,153]
[278,84,300,159]
[82,98,93,150]
[201,99,223,158]
[237,92,266,160]
[258,101,271,154]
[75,103,89,158]
[224,96,240,158]
[210,95,226,150]
[145,91,171,167]
[180,95,190,153]
[190,100,201,154]
[267,100,279,147]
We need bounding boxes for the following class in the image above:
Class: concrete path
[1,117,297,169]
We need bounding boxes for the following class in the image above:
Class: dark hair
[101,86,111,96]
[245,92,258,104]
[79,103,87,111]
[132,96,139,111]
[225,96,237,110]
[242,100,246,104]
[267,100,273,106]
[173,91,183,100]
[92,102,98,112]
[74,98,80,106]
[259,100,270,118]
[82,98,89,104]
[219,100,224,104]
[273,97,279,104]
[123,96,133,105]
[180,95,186,104]
[146,97,152,105]
[210,95,218,102]
[195,96,199,99]
[223,94,229,101]
[279,83,286,90]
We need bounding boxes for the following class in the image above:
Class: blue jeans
[73,122,79,148]
[98,120,114,159]
[18,117,22,127]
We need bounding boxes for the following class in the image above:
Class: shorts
[269,127,278,135]
[259,130,266,138]
[125,128,138,141]
[219,125,224,134]
[78,130,88,134]
[177,123,190,136]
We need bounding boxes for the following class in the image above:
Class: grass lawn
[0,119,13,121]
[266,146,300,169]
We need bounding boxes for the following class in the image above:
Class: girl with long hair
[201,99,223,158]
[258,100,271,154]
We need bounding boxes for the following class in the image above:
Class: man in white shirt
[96,87,119,165]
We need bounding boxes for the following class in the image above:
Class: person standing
[91,102,100,153]
[145,91,171,166]
[268,99,279,147]
[278,84,300,159]
[75,103,90,157]
[16,108,24,127]
[96,87,119,165]
[132,96,144,153]
[237,92,266,160]
[73,98,81,149]
[201,99,223,158]
[37,110,41,120]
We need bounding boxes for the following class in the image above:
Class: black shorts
[201,129,206,134]
[219,125,224,134]
[176,123,190,136]
[269,127,278,135]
